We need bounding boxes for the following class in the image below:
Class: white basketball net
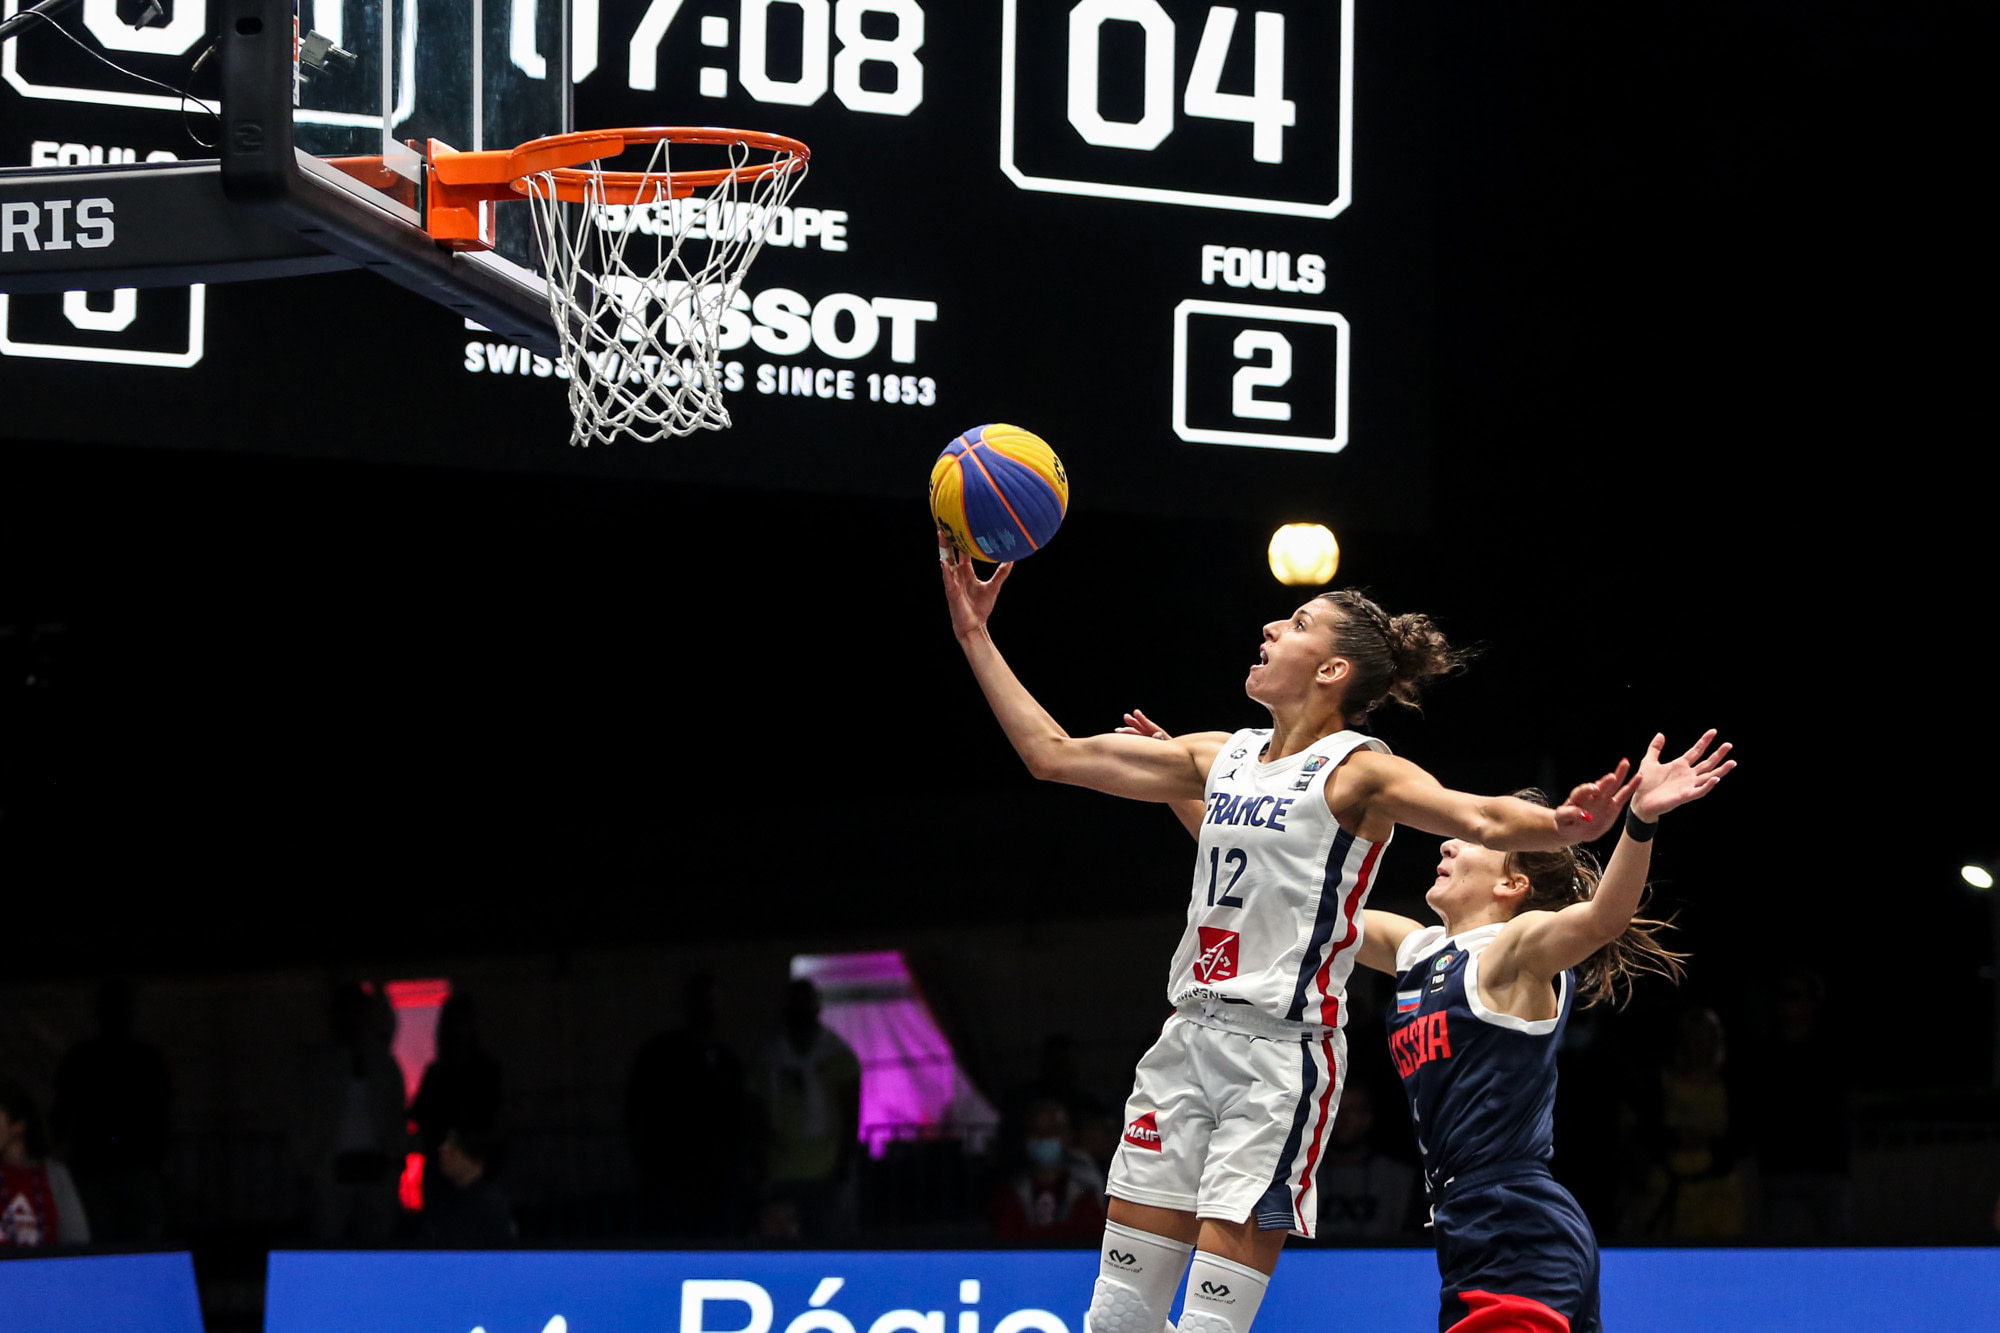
[521,136,808,446]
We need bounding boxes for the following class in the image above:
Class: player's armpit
[1357,909,1423,975]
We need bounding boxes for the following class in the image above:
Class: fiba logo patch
[1124,1111,1163,1152]
[1429,951,1454,994]
[1194,927,1240,984]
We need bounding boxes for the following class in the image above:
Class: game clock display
[0,0,1433,528]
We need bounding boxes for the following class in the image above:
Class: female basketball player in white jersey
[1127,711,1732,1333]
[940,541,1635,1333]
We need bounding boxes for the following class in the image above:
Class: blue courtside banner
[1599,1248,2000,1331]
[265,1247,2000,1333]
[264,1249,1435,1332]
[0,1252,207,1333]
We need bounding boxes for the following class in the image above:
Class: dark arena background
[0,2,1990,1331]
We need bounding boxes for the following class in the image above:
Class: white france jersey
[1166,727,1392,1031]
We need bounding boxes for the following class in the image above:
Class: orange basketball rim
[425,127,811,250]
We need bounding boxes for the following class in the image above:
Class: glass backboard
[289,0,571,283]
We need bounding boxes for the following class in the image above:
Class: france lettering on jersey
[1390,923,1572,1194]
[1165,727,1391,1029]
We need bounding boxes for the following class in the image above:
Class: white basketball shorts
[1106,1010,1347,1239]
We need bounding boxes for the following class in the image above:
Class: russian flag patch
[1396,990,1422,1016]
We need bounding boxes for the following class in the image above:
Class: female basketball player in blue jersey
[1357,732,1731,1333]
[1122,712,1732,1333]
[940,540,1636,1333]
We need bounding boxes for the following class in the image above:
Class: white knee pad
[1174,1252,1270,1333]
[1085,1221,1193,1333]
[1175,1316,1234,1333]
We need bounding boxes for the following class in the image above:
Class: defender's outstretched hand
[1115,709,1172,741]
[939,530,1014,638]
[1630,731,1735,821]
[1553,760,1636,842]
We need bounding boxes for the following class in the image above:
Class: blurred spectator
[297,983,407,1243]
[998,1034,1110,1176]
[419,1126,517,1245]
[1623,1006,1745,1238]
[1743,967,1851,1239]
[0,1080,90,1246]
[626,974,747,1237]
[1311,1083,1419,1240]
[51,978,171,1242]
[412,995,504,1224]
[754,979,860,1241]
[1070,1102,1122,1188]
[990,1098,1105,1240]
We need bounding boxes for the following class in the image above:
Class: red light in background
[384,978,450,1210]
[386,978,452,1010]
[398,1145,425,1213]
[385,978,450,1109]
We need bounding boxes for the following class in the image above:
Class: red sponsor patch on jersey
[1124,1111,1163,1151]
[1194,927,1240,984]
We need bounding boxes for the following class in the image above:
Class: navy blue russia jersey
[1389,923,1572,1195]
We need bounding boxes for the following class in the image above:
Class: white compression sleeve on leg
[1085,1220,1194,1333]
[1174,1252,1270,1333]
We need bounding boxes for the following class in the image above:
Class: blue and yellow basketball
[929,424,1069,563]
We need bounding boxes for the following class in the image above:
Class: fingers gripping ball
[929,424,1068,563]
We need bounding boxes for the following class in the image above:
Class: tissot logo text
[0,199,115,253]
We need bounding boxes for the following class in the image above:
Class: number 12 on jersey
[1207,846,1247,906]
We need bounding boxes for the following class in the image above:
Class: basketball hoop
[428,128,810,445]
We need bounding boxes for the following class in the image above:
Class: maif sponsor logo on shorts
[1124,1111,1163,1152]
[1194,927,1240,983]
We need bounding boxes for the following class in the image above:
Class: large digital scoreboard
[1,1,1433,528]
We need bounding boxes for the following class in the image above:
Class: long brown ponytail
[1503,790,1689,1008]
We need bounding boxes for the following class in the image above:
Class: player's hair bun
[1312,589,1473,720]
[1382,611,1470,710]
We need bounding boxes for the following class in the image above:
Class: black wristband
[1625,808,1658,842]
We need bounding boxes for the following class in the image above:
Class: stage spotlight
[1962,864,1994,890]
[1268,523,1339,586]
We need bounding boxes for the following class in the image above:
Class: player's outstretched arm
[1116,710,1209,836]
[1489,731,1734,987]
[1356,908,1426,976]
[941,540,1223,801]
[1338,749,1635,850]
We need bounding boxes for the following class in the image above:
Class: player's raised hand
[1552,759,1636,842]
[1115,709,1172,740]
[939,529,1014,638]
[1630,731,1735,821]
